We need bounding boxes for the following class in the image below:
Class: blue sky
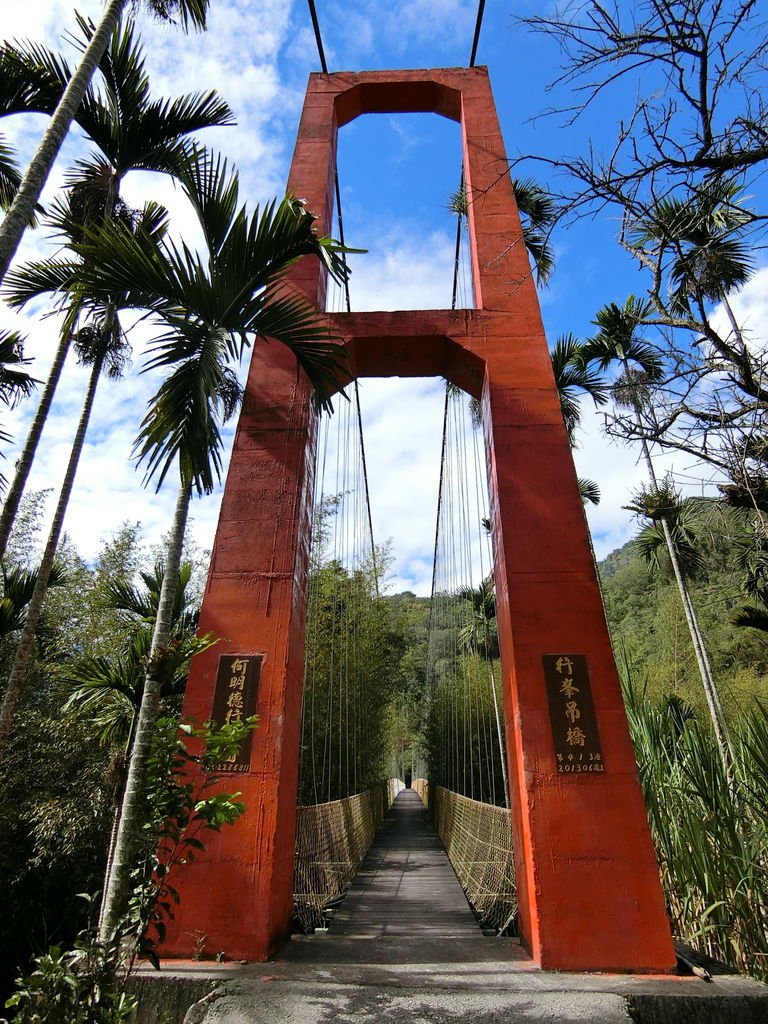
[2,0,765,593]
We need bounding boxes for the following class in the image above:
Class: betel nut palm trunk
[0,348,106,754]
[99,481,190,940]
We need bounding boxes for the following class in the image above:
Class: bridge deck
[330,788,480,939]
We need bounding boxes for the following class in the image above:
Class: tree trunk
[633,410,732,762]
[99,481,191,941]
[0,0,125,288]
[0,352,105,756]
[0,332,71,560]
[98,710,139,935]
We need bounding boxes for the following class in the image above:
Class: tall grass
[621,652,768,979]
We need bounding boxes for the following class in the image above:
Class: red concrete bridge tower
[160,67,676,973]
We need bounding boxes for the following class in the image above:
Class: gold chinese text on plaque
[210,654,261,773]
[542,654,605,774]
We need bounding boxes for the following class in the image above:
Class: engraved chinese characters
[542,654,605,773]
[210,654,261,772]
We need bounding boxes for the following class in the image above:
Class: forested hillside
[598,506,768,717]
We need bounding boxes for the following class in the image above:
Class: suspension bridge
[156,59,675,976]
[129,7,768,1023]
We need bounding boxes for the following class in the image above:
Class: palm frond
[0,560,66,636]
[732,604,768,633]
[578,477,601,505]
[0,330,36,406]
[0,38,74,116]
[68,14,232,175]
[583,297,664,384]
[3,254,82,309]
[145,0,209,30]
[512,177,557,285]
[0,134,22,212]
[134,325,236,493]
[550,332,608,443]
[250,292,348,412]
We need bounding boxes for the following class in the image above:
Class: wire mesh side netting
[294,778,404,932]
[423,385,517,932]
[432,784,517,934]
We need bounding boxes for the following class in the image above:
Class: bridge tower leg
[160,68,676,973]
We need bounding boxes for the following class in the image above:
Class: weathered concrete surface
[134,947,768,1024]
[128,973,217,1024]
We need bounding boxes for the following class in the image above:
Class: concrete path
[329,788,481,940]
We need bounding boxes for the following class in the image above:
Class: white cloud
[324,0,475,63]
[335,228,459,312]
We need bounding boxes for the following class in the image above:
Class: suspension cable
[468,0,487,68]
[306,0,329,73]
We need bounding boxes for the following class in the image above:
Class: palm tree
[0,329,36,491]
[450,176,556,286]
[0,561,65,638]
[550,332,608,444]
[582,297,731,760]
[0,0,209,287]
[73,150,351,937]
[0,200,172,758]
[60,558,212,929]
[512,178,557,286]
[0,17,233,558]
[628,182,753,317]
[549,331,607,504]
[0,136,23,211]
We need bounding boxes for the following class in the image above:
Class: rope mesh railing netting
[294,779,404,932]
[413,781,517,933]
[423,381,518,933]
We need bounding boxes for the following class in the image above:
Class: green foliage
[599,506,768,717]
[126,716,256,963]
[424,583,508,807]
[5,718,255,1017]
[6,925,137,1024]
[299,554,409,803]
[0,689,115,1003]
[623,665,768,979]
[511,177,557,285]
[550,332,607,446]
[425,649,507,806]
[0,515,211,999]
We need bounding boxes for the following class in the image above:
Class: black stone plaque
[542,654,605,774]
[210,654,261,773]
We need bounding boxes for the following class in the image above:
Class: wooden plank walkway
[330,788,481,939]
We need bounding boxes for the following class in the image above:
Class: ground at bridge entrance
[133,790,768,1023]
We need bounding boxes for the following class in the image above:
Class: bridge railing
[293,778,404,931]
[413,779,517,934]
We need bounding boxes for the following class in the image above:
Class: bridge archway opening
[295,374,513,934]
[327,111,473,314]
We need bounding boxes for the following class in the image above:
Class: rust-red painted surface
[159,68,676,972]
